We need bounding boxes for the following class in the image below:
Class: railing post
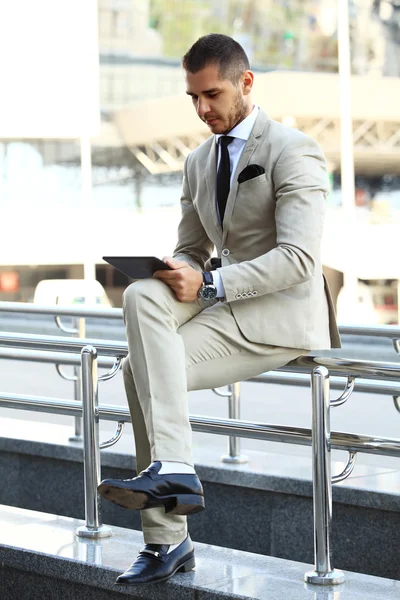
[69,317,85,442]
[221,382,248,464]
[76,538,103,564]
[76,345,111,539]
[305,366,345,585]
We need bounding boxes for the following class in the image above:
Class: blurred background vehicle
[33,279,112,308]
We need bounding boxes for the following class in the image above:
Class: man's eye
[208,93,218,98]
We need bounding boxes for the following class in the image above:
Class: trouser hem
[142,526,188,545]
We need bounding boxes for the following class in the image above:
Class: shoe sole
[114,555,196,586]
[98,484,205,516]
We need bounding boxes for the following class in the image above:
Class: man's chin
[206,121,226,134]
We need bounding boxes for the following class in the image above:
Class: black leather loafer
[98,461,205,515]
[115,534,195,586]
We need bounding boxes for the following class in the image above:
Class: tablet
[103,256,172,279]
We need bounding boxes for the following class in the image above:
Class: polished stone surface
[0,505,399,600]
[1,418,400,580]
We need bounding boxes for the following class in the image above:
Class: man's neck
[225,103,255,134]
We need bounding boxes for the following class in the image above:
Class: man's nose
[196,98,210,117]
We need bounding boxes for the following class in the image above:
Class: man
[98,33,341,586]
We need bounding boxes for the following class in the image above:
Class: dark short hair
[182,33,250,83]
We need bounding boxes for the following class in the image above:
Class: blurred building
[373,0,400,76]
[1,0,400,313]
[3,0,400,172]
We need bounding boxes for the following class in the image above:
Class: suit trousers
[122,278,307,544]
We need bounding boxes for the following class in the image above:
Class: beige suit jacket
[173,109,341,350]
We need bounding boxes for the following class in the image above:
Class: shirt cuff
[211,270,225,299]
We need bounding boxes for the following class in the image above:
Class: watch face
[201,285,217,300]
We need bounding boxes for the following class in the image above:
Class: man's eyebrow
[186,87,221,96]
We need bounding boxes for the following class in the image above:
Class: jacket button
[253,291,259,296]
[222,248,230,256]
[235,293,242,299]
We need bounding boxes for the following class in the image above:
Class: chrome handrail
[338,324,400,338]
[2,391,400,457]
[0,331,128,356]
[0,323,400,585]
[282,355,400,380]
[1,331,400,378]
[3,349,399,587]
[0,301,122,319]
[0,348,115,368]
[1,300,400,339]
[2,301,399,462]
[249,372,400,396]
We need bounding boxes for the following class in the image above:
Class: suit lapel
[221,110,269,245]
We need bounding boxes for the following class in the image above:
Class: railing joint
[55,315,78,335]
[56,364,78,382]
[98,357,123,382]
[100,421,125,450]
[332,451,357,484]
[330,376,356,407]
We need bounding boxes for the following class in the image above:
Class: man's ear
[242,70,254,95]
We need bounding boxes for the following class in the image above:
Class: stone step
[1,419,400,581]
[0,504,399,600]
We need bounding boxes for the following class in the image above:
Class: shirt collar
[216,105,259,144]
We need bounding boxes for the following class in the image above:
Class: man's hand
[153,257,203,302]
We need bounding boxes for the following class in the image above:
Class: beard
[221,90,248,134]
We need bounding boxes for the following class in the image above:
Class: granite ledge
[0,504,400,600]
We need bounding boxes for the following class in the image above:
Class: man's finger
[153,269,183,280]
[163,256,187,269]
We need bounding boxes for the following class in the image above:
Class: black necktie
[217,136,234,224]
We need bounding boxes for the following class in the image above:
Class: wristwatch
[198,271,218,301]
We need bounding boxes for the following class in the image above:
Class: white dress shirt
[212,105,259,298]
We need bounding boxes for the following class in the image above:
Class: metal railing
[0,301,249,462]
[0,302,121,442]
[1,327,400,586]
[2,301,400,464]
